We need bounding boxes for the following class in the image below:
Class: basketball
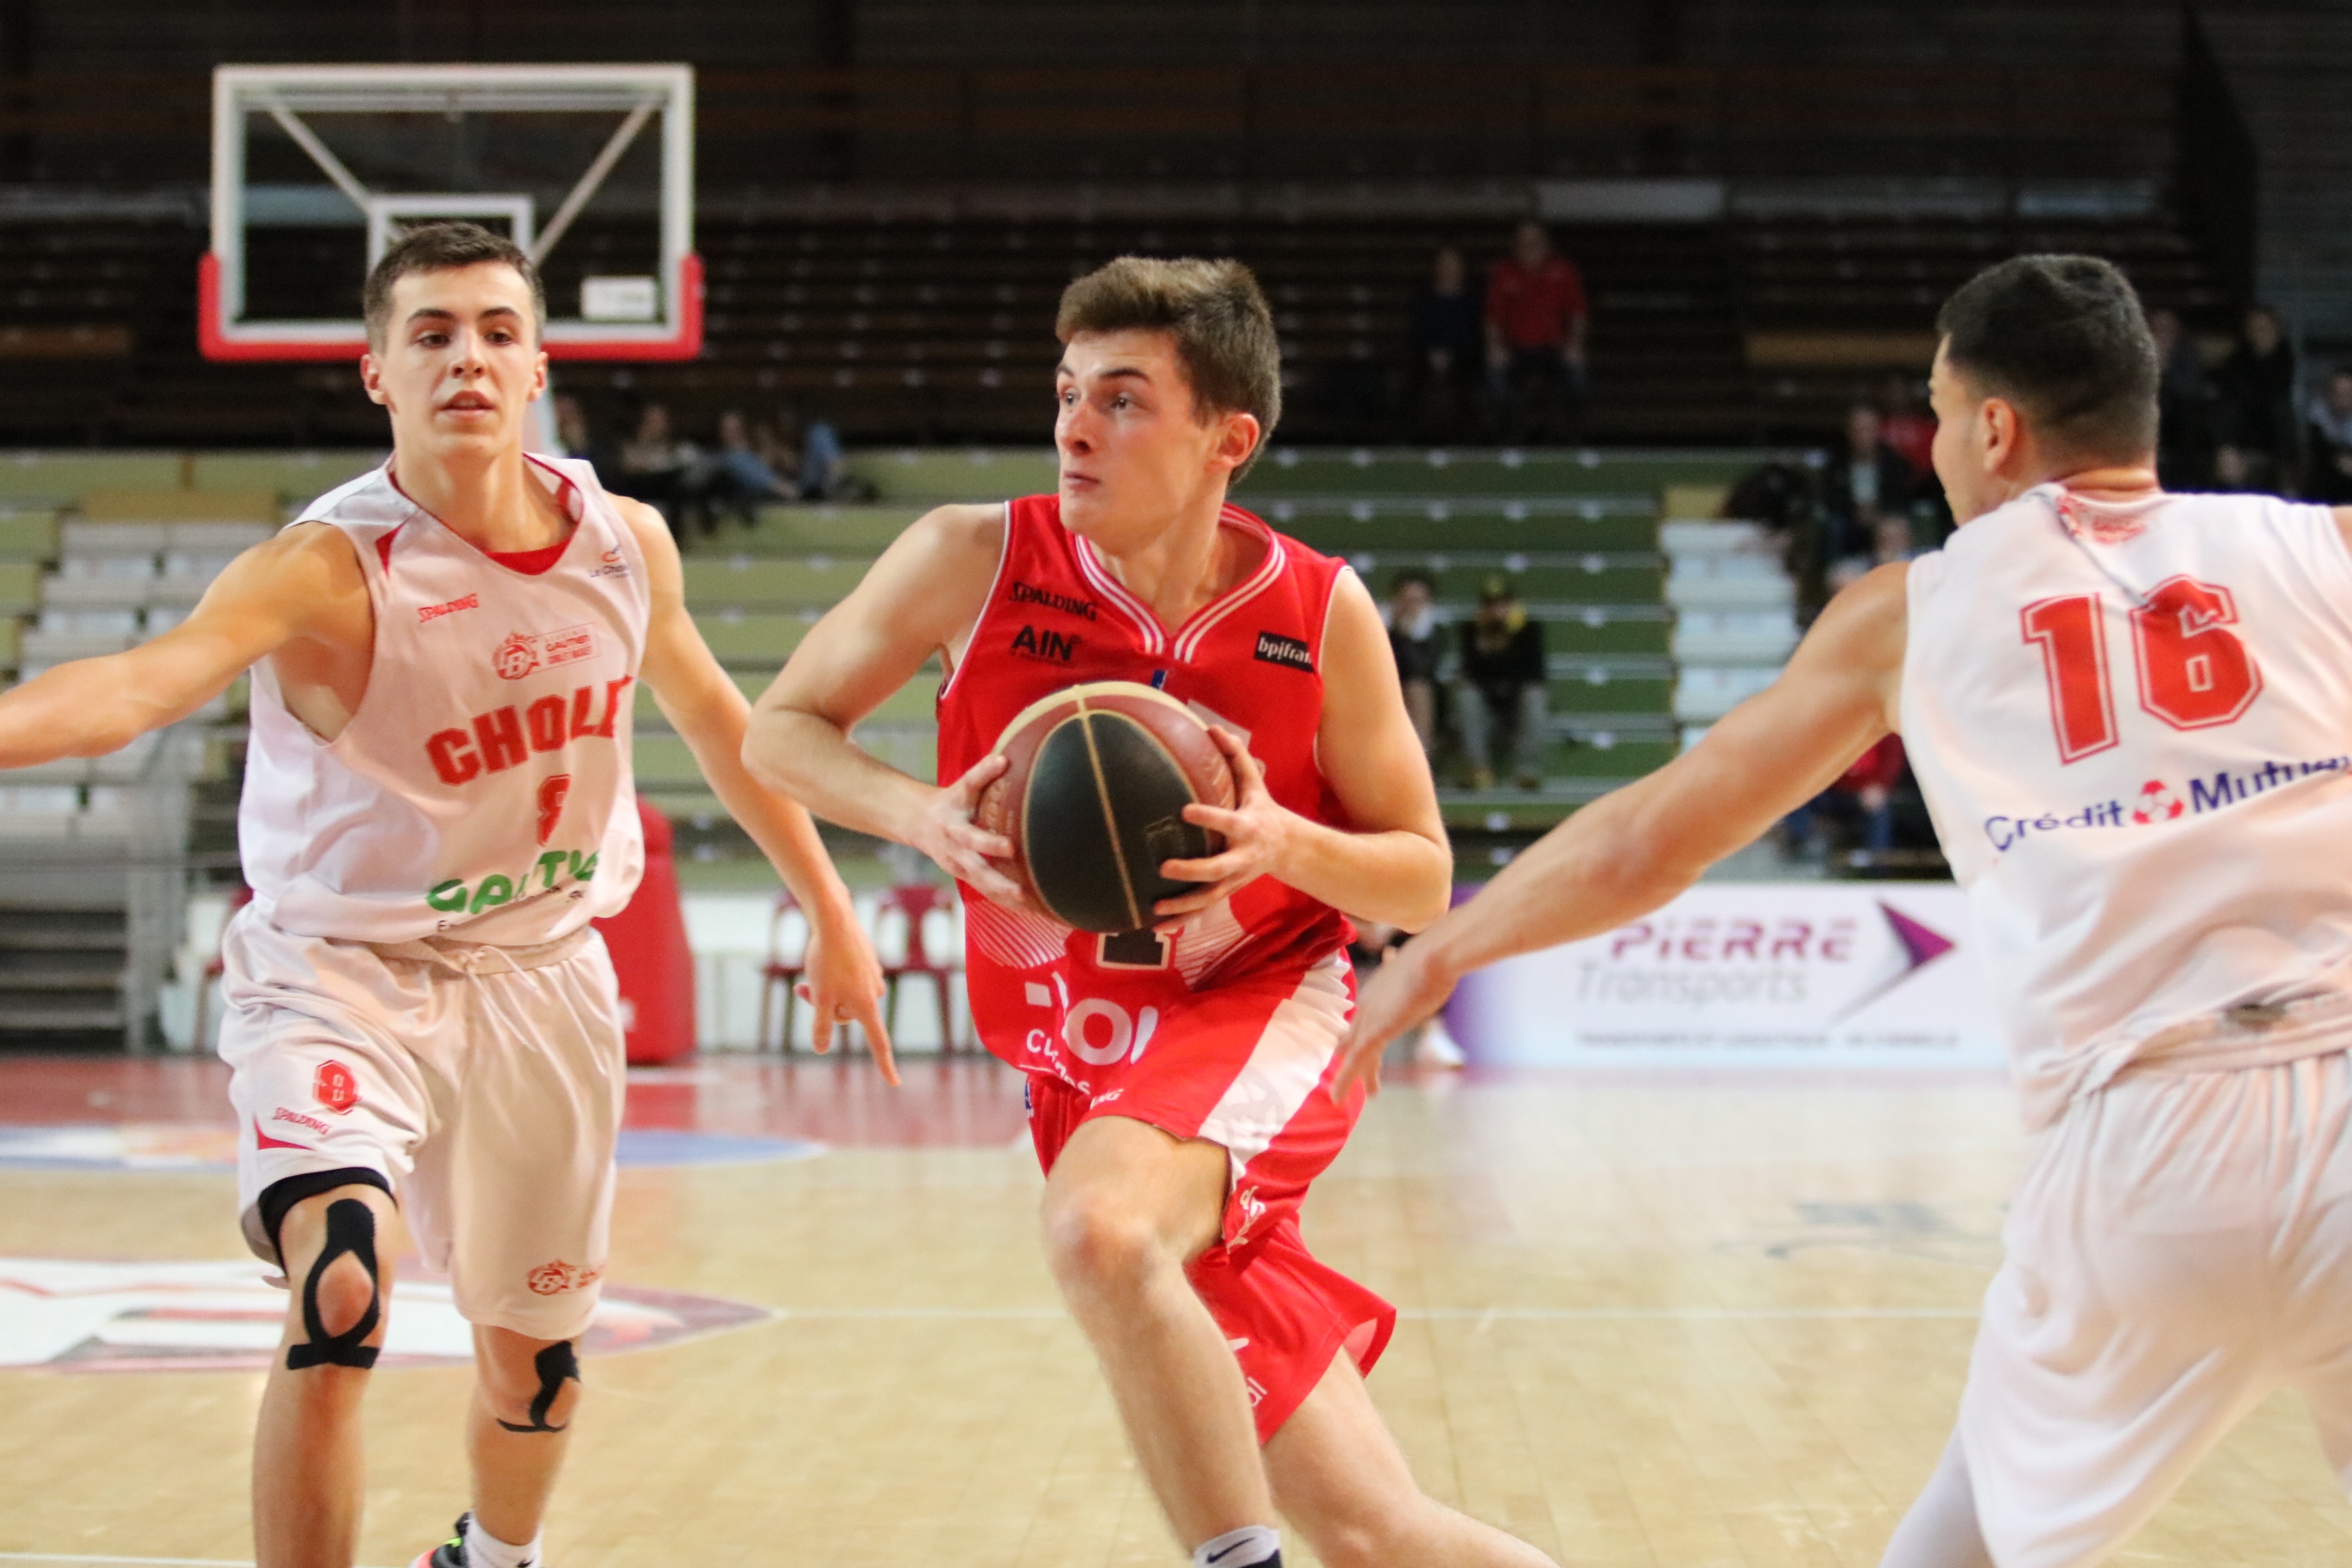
[973,681,1237,933]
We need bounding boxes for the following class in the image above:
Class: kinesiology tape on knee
[285,1198,382,1372]
[496,1340,582,1434]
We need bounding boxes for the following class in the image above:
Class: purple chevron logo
[1831,901,1958,1020]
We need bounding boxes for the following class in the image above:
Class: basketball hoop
[202,64,701,364]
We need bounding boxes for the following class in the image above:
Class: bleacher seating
[0,203,2236,453]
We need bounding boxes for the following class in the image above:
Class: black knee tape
[258,1167,392,1268]
[496,1340,581,1434]
[285,1197,383,1372]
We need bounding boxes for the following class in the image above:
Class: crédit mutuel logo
[1984,753,2350,853]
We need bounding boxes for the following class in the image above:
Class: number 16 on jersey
[2022,575,2263,763]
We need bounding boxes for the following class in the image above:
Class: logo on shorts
[526,1260,604,1296]
[313,1061,359,1114]
[537,774,572,846]
[1228,1185,1268,1243]
[1253,631,1314,673]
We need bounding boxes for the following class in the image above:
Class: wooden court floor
[4,1055,2351,1567]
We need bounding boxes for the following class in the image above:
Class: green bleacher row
[2,443,1766,835]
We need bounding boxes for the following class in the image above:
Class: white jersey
[240,455,649,945]
[1902,483,2352,1129]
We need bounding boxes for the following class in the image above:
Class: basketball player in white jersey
[0,223,890,1568]
[1337,254,2352,1568]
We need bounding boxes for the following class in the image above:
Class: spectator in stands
[2214,303,2298,494]
[1820,402,1915,589]
[797,413,851,499]
[1785,733,1907,861]
[552,393,596,463]
[1405,246,1483,441]
[692,409,793,530]
[1484,220,1589,443]
[1382,568,1442,756]
[1876,373,1936,479]
[2305,367,2352,505]
[2150,307,2217,489]
[1457,573,1547,791]
[610,401,695,535]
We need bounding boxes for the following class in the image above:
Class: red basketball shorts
[1023,950,1396,1442]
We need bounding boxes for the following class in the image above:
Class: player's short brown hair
[362,220,546,349]
[1056,257,1282,478]
[1936,254,2159,463]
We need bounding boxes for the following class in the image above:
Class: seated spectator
[2306,367,2352,504]
[1876,373,1936,479]
[1404,246,1483,441]
[1456,574,1547,791]
[1381,568,1442,756]
[692,409,792,529]
[552,393,596,463]
[1785,733,1907,860]
[2214,303,2298,493]
[2150,307,2217,489]
[1820,402,1915,590]
[609,402,695,534]
[797,415,850,499]
[1484,220,1589,443]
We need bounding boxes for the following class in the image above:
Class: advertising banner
[1445,882,2005,1069]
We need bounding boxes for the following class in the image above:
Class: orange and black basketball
[974,681,1238,933]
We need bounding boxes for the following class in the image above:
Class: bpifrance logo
[2131,778,2185,824]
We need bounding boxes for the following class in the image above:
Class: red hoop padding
[198,251,704,364]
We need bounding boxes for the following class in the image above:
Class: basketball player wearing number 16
[747,258,1556,1568]
[1342,253,2352,1568]
[0,223,890,1568]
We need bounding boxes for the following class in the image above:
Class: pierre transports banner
[1443,882,2005,1069]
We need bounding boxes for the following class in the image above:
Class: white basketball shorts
[1960,1046,2352,1568]
[218,907,628,1341]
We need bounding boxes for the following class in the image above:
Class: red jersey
[1485,254,1588,352]
[937,494,1355,1074]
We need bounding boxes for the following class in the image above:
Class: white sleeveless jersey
[240,456,650,945]
[1903,484,2352,1128]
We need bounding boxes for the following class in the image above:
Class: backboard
[202,64,699,363]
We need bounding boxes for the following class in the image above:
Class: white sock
[463,1517,542,1568]
[1192,1525,1281,1568]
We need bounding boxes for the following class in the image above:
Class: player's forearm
[1276,820,1452,933]
[1411,782,1698,981]
[0,655,182,768]
[742,704,937,847]
[675,707,860,920]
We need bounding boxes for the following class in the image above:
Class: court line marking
[760,1306,1980,1322]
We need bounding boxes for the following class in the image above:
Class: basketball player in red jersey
[748,259,1557,1568]
[0,224,890,1568]
[1339,257,2352,1568]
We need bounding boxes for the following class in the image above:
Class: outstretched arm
[0,524,360,768]
[1333,562,1912,1094]
[616,499,895,1079]
[744,503,1024,903]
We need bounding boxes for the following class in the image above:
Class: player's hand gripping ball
[974,681,1237,933]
